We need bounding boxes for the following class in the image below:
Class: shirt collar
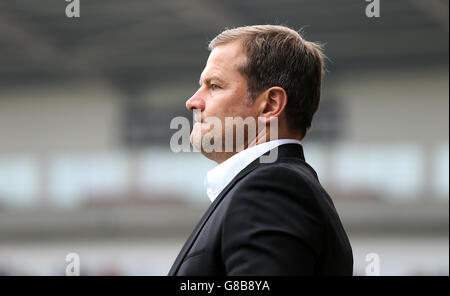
[204,139,302,202]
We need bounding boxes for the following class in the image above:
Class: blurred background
[0,0,448,276]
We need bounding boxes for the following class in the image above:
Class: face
[186,41,260,160]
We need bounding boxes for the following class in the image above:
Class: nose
[186,89,205,112]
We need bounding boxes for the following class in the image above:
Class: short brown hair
[209,25,324,138]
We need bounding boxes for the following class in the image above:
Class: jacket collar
[168,143,305,275]
[205,139,303,202]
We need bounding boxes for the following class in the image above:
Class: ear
[258,87,288,124]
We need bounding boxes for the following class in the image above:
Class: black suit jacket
[168,144,353,275]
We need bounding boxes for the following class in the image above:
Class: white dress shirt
[204,139,302,202]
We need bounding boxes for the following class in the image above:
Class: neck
[204,128,301,164]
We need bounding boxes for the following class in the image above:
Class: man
[168,25,353,276]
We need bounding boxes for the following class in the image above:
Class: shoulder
[235,160,318,196]
[226,160,322,219]
[221,160,325,253]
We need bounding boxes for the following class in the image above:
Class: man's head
[186,25,324,163]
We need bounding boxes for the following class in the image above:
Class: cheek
[204,88,251,119]
[226,102,254,120]
[229,90,254,115]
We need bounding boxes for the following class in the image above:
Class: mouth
[193,110,202,123]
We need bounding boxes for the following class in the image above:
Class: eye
[211,84,221,90]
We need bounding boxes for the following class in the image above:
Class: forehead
[201,41,247,81]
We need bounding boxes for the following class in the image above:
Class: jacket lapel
[167,157,261,275]
[167,143,305,275]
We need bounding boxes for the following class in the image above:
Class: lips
[193,109,202,123]
[193,114,202,123]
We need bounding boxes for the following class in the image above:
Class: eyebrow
[199,75,226,86]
